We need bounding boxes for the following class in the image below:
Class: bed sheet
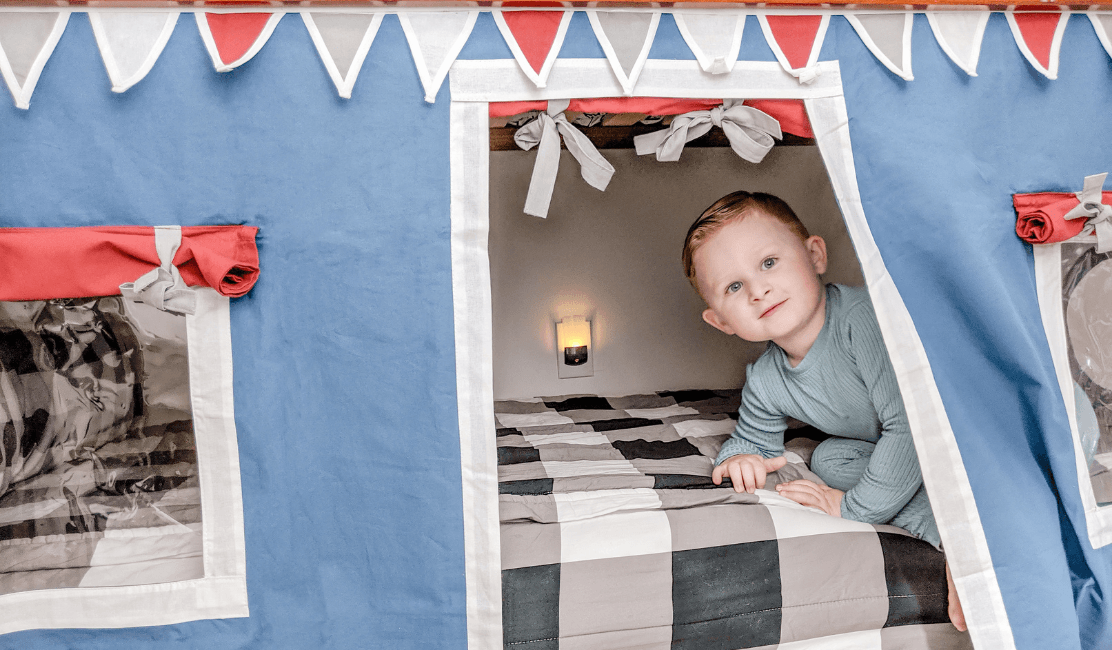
[496,390,971,650]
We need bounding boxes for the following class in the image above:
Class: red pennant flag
[761,15,826,70]
[1006,8,1069,79]
[494,3,572,87]
[196,12,284,72]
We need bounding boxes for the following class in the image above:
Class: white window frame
[0,288,249,635]
[447,57,1012,650]
[1033,239,1112,549]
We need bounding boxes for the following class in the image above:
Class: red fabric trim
[1013,192,1111,245]
[1012,12,1061,69]
[205,13,271,64]
[0,226,260,301]
[489,98,814,138]
[764,15,823,70]
[501,5,565,74]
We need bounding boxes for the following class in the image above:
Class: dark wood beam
[490,125,815,151]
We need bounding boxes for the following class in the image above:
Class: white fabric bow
[119,225,196,315]
[514,99,616,218]
[1064,173,1112,253]
[633,100,783,164]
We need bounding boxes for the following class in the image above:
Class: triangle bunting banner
[0,10,68,109]
[1005,7,1070,79]
[398,10,479,103]
[757,14,829,83]
[847,13,914,80]
[673,11,747,75]
[302,12,383,98]
[587,10,661,95]
[1087,12,1112,60]
[89,11,179,93]
[926,10,989,76]
[492,4,572,88]
[196,12,285,73]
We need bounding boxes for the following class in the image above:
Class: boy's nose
[747,282,771,301]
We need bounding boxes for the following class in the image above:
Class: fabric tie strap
[1064,173,1112,253]
[119,225,197,315]
[514,99,616,218]
[633,100,783,164]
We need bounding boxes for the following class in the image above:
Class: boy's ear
[702,308,736,336]
[805,235,828,275]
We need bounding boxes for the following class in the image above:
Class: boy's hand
[712,454,788,494]
[776,480,844,517]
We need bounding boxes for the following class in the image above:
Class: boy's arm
[838,302,924,524]
[715,375,788,466]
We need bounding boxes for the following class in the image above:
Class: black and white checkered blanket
[496,390,971,649]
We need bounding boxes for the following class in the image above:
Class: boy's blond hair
[682,191,811,297]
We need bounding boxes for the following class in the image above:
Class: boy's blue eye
[762,257,777,270]
[726,281,742,294]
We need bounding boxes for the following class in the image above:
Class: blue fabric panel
[828,13,1112,649]
[0,13,465,649]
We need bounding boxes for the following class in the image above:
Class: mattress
[495,390,971,649]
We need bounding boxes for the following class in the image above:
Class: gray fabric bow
[1064,173,1112,253]
[633,100,782,164]
[119,225,196,315]
[514,99,616,218]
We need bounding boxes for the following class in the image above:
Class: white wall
[489,145,863,400]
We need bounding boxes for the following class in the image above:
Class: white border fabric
[1005,7,1070,80]
[0,9,68,110]
[1033,241,1112,549]
[89,10,179,93]
[0,287,249,636]
[195,11,284,73]
[448,57,1014,650]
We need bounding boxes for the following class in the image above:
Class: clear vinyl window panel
[0,295,202,594]
[1061,242,1112,507]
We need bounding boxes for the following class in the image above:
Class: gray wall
[489,145,863,400]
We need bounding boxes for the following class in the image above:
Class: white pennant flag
[587,10,661,95]
[89,11,179,93]
[846,13,914,80]
[1087,11,1112,60]
[673,11,746,75]
[303,12,383,99]
[926,9,989,76]
[398,10,479,103]
[0,10,69,109]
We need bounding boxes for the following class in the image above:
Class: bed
[495,389,972,649]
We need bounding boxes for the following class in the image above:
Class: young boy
[683,191,965,632]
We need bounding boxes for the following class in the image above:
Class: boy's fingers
[741,464,756,493]
[711,465,723,485]
[728,463,744,493]
[765,455,788,472]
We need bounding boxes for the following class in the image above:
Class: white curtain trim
[0,289,249,636]
[1033,243,1112,549]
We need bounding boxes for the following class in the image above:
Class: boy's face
[694,211,828,355]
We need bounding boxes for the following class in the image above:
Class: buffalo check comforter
[496,390,972,650]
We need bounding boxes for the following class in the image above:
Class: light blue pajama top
[716,284,935,537]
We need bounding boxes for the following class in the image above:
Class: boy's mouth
[760,300,786,318]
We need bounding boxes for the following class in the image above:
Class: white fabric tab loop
[1064,173,1112,253]
[633,100,782,164]
[514,99,615,218]
[119,225,196,314]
